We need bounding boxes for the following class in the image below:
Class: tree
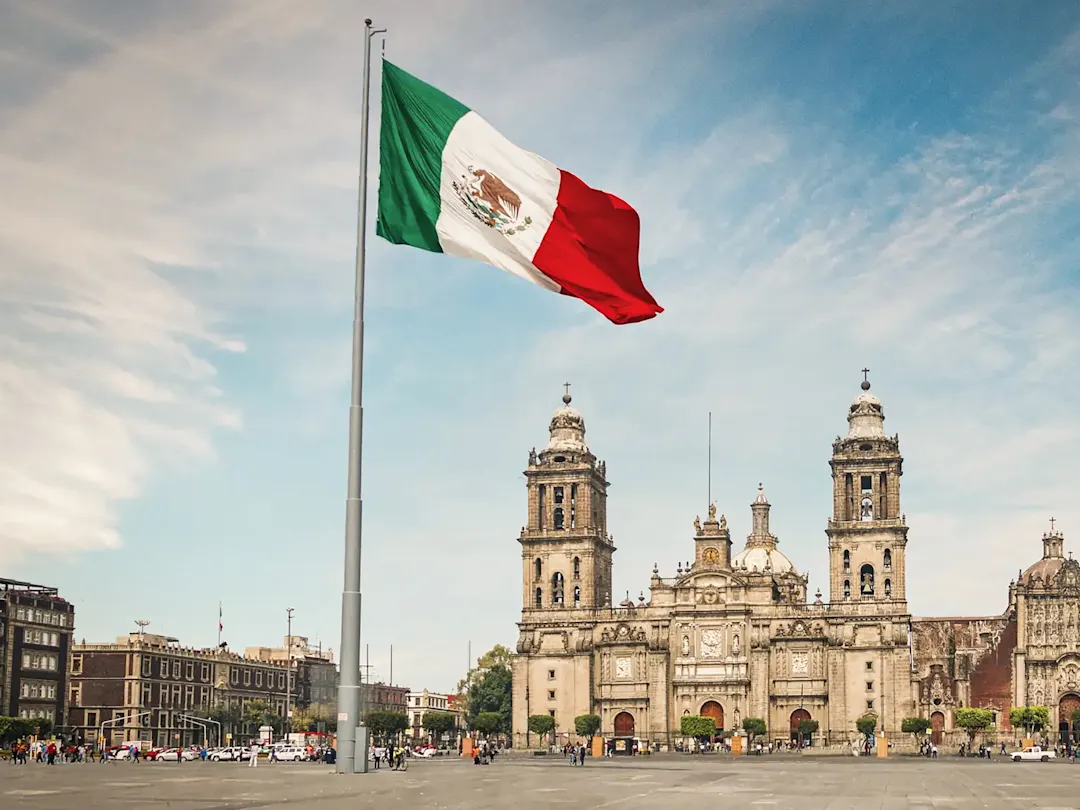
[680,715,716,748]
[242,700,279,736]
[856,715,877,742]
[1009,706,1049,738]
[742,717,767,747]
[797,719,820,746]
[366,710,408,743]
[423,711,457,743]
[467,664,512,735]
[953,707,994,749]
[473,712,503,737]
[457,644,515,716]
[528,714,555,746]
[901,717,931,745]
[575,714,601,741]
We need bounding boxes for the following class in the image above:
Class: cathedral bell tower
[519,386,613,612]
[826,372,908,606]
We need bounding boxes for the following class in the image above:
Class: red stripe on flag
[531,170,662,325]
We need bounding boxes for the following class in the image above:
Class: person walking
[248,741,259,768]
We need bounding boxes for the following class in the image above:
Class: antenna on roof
[135,619,150,641]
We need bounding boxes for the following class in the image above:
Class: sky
[2,0,1080,695]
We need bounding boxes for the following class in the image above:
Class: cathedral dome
[546,390,588,453]
[731,545,795,574]
[1020,556,1064,586]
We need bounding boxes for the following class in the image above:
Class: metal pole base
[353,727,370,774]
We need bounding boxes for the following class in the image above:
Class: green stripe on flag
[376,61,470,252]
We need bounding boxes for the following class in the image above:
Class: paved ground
[3,754,1080,809]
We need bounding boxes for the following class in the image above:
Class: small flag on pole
[218,602,223,639]
[376,61,663,325]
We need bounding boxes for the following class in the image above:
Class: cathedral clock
[702,547,720,564]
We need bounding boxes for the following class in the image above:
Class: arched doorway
[930,711,945,746]
[614,711,635,738]
[700,701,724,732]
[790,708,812,744]
[1060,694,1080,744]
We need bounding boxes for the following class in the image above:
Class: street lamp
[285,608,294,741]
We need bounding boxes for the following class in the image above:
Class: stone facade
[511,378,1080,750]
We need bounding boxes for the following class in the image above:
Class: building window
[538,485,545,530]
[884,579,892,598]
[866,661,873,671]
[547,669,555,680]
[87,711,98,727]
[570,484,577,528]
[535,587,542,608]
[244,670,251,686]
[552,572,565,605]
[843,580,851,599]
[859,564,875,597]
[866,700,874,711]
[860,475,872,492]
[866,681,874,691]
[554,487,564,504]
[201,663,210,681]
[186,662,194,680]
[573,586,581,607]
[172,661,181,679]
[554,507,565,530]
[279,673,286,689]
[573,557,581,578]
[114,710,126,724]
[883,549,892,570]
[72,655,83,675]
[548,690,556,700]
[842,550,850,572]
[535,558,542,579]
[256,671,263,688]
[141,656,151,676]
[548,710,555,717]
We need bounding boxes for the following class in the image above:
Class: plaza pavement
[2,754,1080,809]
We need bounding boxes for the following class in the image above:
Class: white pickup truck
[1011,745,1055,762]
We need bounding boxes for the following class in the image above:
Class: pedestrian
[578,744,586,766]
[248,740,259,768]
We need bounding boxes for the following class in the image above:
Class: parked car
[1011,746,1054,762]
[156,748,199,762]
[209,746,249,762]
[272,746,308,762]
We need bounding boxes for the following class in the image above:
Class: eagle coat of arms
[452,166,532,236]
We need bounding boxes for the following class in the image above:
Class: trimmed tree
[528,714,556,747]
[1008,706,1049,738]
[856,715,877,743]
[901,716,931,745]
[953,707,994,749]
[742,717,767,748]
[797,719,819,747]
[366,710,409,744]
[680,715,715,751]
[574,714,601,742]
[423,711,457,744]
[473,711,503,738]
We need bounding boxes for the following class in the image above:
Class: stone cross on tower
[1051,517,1057,532]
[563,381,572,403]
[862,367,870,383]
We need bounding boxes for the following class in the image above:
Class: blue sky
[2,1,1080,694]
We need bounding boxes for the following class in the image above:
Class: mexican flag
[375,61,663,325]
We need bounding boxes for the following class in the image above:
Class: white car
[272,746,308,762]
[1011,745,1055,762]
[156,748,198,762]
[209,746,249,762]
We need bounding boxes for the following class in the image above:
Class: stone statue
[529,447,537,465]
[732,633,740,655]
[694,515,702,534]
[708,503,717,521]
[720,514,727,530]
[681,635,690,656]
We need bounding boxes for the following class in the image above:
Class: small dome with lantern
[546,388,588,454]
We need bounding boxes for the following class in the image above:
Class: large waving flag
[375,61,663,325]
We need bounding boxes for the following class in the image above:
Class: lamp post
[285,608,294,741]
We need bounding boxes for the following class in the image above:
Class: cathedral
[510,377,1080,750]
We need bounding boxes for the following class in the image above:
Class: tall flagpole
[337,17,385,775]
